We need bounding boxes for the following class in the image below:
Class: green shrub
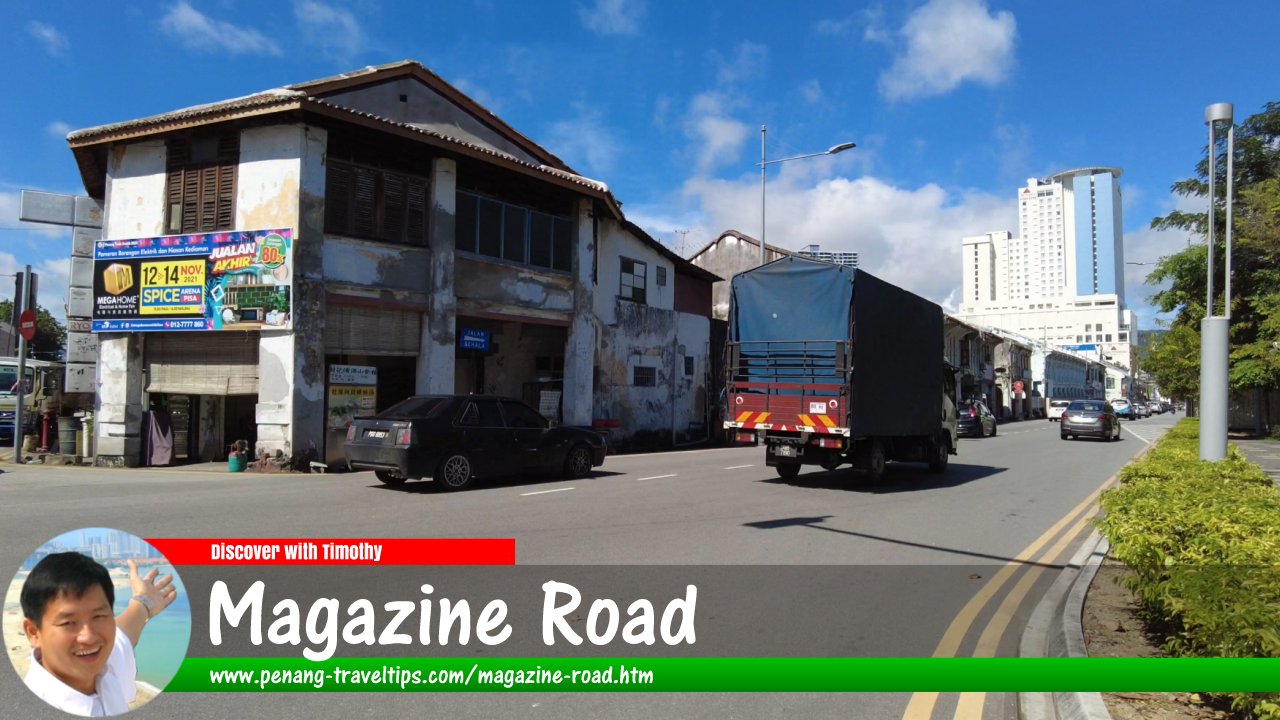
[1095,418,1280,719]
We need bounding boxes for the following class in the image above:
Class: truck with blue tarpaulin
[724,256,957,480]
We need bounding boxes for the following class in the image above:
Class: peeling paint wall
[420,157,457,394]
[322,237,432,286]
[454,257,575,316]
[238,125,308,460]
[589,217,712,447]
[94,141,166,466]
[562,200,595,426]
[689,234,781,320]
[104,140,166,238]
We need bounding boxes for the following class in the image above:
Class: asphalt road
[0,411,1181,720]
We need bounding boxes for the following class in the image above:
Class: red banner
[145,538,515,566]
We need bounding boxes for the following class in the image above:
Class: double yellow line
[901,474,1117,720]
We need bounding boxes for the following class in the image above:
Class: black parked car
[1060,400,1120,441]
[345,395,607,490]
[957,400,997,438]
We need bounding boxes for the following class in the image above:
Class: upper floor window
[455,191,573,272]
[166,132,239,234]
[619,257,647,304]
[325,160,428,246]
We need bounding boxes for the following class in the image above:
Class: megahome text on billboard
[92,228,293,333]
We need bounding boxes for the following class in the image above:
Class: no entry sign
[18,309,36,341]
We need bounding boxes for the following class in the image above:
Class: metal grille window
[325,160,429,246]
[656,266,667,287]
[166,132,239,234]
[455,191,573,272]
[619,257,647,304]
[684,356,694,376]
[633,366,656,387]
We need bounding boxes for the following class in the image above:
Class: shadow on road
[758,462,1007,494]
[365,469,627,494]
[741,514,1067,568]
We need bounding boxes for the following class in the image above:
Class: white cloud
[683,92,750,176]
[577,0,645,35]
[714,41,768,87]
[27,21,68,57]
[815,14,857,37]
[452,78,502,115]
[46,121,72,139]
[159,1,282,56]
[295,0,364,64]
[879,0,1016,102]
[682,172,1011,308]
[799,79,823,104]
[545,104,621,176]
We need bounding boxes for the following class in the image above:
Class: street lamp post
[759,125,855,266]
[1201,102,1234,461]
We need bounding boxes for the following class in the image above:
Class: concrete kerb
[1018,436,1164,720]
[1018,530,1112,720]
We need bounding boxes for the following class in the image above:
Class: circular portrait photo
[4,528,190,716]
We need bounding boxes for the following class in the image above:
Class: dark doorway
[224,395,257,458]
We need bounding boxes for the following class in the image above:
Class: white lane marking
[637,474,677,481]
[723,464,754,470]
[1122,425,1152,444]
[520,487,576,496]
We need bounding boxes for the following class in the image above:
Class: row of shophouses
[65,61,1137,467]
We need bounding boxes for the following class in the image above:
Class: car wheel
[990,423,997,437]
[927,436,949,474]
[1061,433,1069,440]
[434,453,474,491]
[374,470,407,485]
[775,463,800,480]
[563,445,594,479]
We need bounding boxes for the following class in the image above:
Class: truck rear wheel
[860,440,886,481]
[927,436,949,474]
[775,463,801,480]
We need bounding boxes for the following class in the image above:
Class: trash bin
[57,417,80,456]
[227,445,246,473]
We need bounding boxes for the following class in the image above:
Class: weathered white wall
[689,233,787,320]
[419,157,457,394]
[674,311,711,439]
[562,200,596,426]
[95,141,166,465]
[237,125,309,460]
[593,217,674,323]
[104,140,166,238]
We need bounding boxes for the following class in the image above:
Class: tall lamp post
[759,125,855,266]
[1201,103,1234,461]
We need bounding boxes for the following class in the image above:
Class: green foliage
[0,299,67,361]
[1145,102,1280,394]
[1095,418,1280,718]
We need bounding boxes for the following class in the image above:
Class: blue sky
[2,0,1277,333]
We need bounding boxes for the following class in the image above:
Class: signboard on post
[92,228,293,332]
[18,309,36,341]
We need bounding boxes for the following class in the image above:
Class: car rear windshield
[376,396,450,419]
[1068,401,1105,412]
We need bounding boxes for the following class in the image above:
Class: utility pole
[14,264,31,464]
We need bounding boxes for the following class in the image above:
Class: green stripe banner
[170,657,1280,692]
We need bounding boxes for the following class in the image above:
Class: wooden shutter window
[165,131,239,234]
[324,159,429,246]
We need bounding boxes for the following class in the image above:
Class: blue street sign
[459,328,490,352]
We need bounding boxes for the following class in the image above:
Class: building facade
[69,61,718,467]
[796,244,858,267]
[958,168,1135,369]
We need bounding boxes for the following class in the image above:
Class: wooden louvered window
[325,159,429,246]
[166,132,239,234]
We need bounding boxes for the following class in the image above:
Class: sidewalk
[1231,433,1280,486]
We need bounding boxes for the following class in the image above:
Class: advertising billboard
[92,228,293,332]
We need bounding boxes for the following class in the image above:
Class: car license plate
[365,430,387,439]
[775,445,796,458]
